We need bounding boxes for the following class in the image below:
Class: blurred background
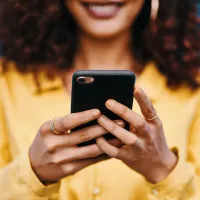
[198,1,200,27]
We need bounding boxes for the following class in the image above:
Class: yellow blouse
[0,61,199,200]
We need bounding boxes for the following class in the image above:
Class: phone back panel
[71,70,135,146]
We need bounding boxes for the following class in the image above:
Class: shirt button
[151,188,158,196]
[92,187,101,196]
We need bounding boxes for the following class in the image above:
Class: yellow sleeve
[0,74,61,199]
[134,93,200,200]
[186,91,200,199]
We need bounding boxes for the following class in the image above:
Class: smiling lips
[82,2,124,19]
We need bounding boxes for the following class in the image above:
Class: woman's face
[66,0,145,39]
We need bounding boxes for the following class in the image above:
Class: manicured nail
[92,109,101,117]
[98,115,107,124]
[106,99,116,108]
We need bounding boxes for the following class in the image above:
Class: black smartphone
[71,70,135,146]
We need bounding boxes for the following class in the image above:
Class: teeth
[88,4,118,15]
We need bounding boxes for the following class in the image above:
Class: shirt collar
[25,62,166,101]
[24,70,63,95]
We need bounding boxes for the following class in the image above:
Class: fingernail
[98,115,107,124]
[135,88,142,98]
[116,120,125,127]
[106,99,116,108]
[92,109,101,117]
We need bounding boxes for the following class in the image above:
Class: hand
[29,109,124,184]
[96,88,178,184]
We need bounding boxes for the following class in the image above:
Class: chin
[87,31,121,39]
[82,24,127,40]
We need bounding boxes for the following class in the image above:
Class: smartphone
[71,70,135,147]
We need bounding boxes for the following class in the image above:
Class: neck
[73,31,137,71]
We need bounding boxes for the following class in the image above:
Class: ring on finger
[51,117,61,135]
[145,109,158,121]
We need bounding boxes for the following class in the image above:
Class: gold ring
[145,110,158,121]
[51,118,61,134]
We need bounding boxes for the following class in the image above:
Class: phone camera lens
[78,77,86,83]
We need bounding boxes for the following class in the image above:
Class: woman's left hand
[96,87,178,184]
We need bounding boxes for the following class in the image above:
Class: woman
[0,0,199,199]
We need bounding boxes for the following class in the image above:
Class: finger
[60,154,110,176]
[107,138,123,147]
[41,109,101,135]
[134,88,160,124]
[105,99,148,134]
[97,137,145,162]
[65,120,125,146]
[50,136,123,164]
[50,144,104,164]
[97,115,138,145]
[56,109,102,133]
[96,136,120,158]
[44,120,125,151]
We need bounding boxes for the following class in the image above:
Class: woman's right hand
[29,109,124,184]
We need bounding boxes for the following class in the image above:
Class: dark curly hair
[0,0,200,89]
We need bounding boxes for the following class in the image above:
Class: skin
[29,0,177,184]
[97,88,177,183]
[30,109,124,182]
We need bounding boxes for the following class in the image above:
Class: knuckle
[96,138,104,146]
[109,124,118,132]
[62,164,75,175]
[62,136,69,146]
[99,143,118,158]
[119,106,127,116]
[88,149,99,158]
[85,151,95,158]
[61,116,70,129]
[148,132,156,142]
[51,150,71,164]
[40,122,50,135]
[45,140,56,152]
[145,141,154,152]
[137,120,146,130]
[79,131,92,142]
[146,107,154,115]
[111,150,119,158]
[51,155,60,164]
[127,137,137,146]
